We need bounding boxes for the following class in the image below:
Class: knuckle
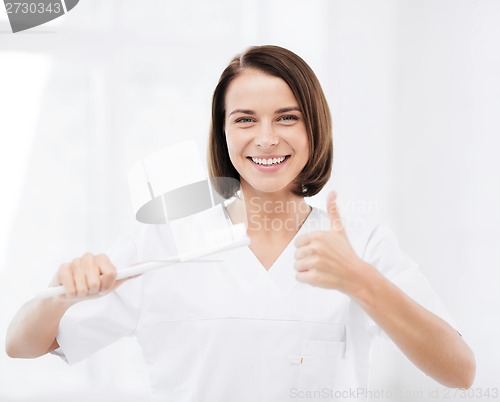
[97,253,110,263]
[332,219,344,231]
[309,242,319,253]
[83,253,97,266]
[87,280,100,292]
[101,269,116,279]
[308,232,319,241]
[71,258,82,269]
[313,231,325,240]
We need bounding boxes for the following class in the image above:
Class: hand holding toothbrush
[47,253,128,301]
[38,220,250,300]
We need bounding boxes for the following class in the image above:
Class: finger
[72,258,88,297]
[58,263,77,298]
[295,233,311,248]
[84,255,101,295]
[294,244,313,260]
[296,269,320,285]
[97,254,117,292]
[327,191,345,234]
[295,232,320,248]
[294,258,311,272]
[295,250,324,271]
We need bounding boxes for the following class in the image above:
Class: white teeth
[251,156,286,166]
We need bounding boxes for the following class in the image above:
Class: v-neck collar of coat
[235,207,317,294]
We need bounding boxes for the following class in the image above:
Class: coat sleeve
[350,223,458,338]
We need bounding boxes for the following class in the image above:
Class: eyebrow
[228,106,301,116]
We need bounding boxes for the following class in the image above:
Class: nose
[254,123,279,149]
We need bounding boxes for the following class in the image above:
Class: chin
[243,181,293,196]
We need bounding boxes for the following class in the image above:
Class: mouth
[247,155,291,166]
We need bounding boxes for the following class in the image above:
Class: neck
[233,183,311,236]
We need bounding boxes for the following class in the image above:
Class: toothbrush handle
[225,236,251,250]
[35,237,250,300]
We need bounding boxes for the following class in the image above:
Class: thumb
[327,191,345,233]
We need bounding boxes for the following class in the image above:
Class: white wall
[1,1,498,400]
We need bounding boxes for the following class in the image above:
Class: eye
[278,115,299,124]
[235,117,255,124]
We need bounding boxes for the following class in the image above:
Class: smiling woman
[5,45,475,401]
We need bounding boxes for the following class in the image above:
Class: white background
[0,1,499,401]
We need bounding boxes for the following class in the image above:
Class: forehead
[225,69,298,112]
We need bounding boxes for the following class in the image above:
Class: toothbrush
[36,223,250,299]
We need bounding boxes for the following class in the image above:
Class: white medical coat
[54,207,456,402]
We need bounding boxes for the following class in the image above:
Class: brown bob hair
[207,45,333,198]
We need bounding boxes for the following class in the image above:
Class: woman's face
[224,69,309,196]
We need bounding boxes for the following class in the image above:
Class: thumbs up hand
[295,191,367,294]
